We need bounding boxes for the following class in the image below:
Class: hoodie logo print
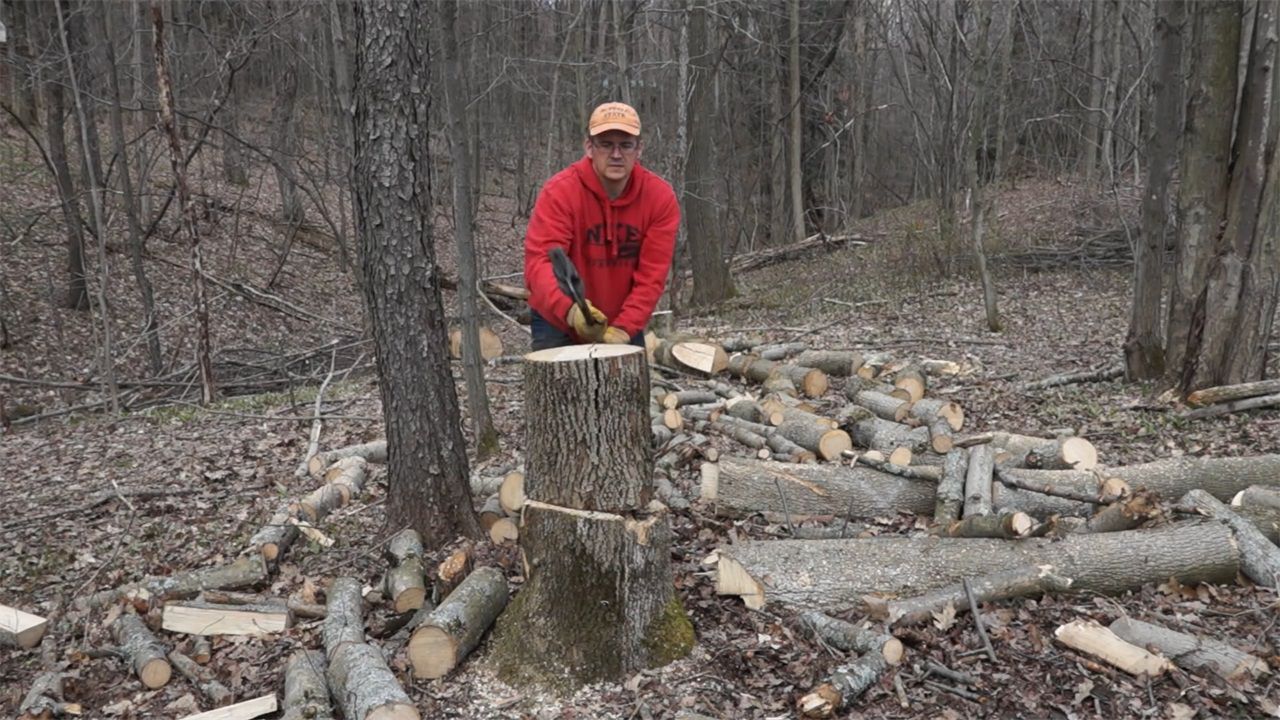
[585,222,642,267]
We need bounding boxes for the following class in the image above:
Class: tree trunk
[1164,1,1240,383]
[353,0,480,547]
[491,345,691,689]
[1125,0,1184,380]
[686,0,733,306]
[787,0,805,244]
[1181,3,1280,392]
[97,1,163,377]
[5,0,40,126]
[272,62,305,225]
[152,2,216,405]
[715,521,1237,611]
[437,0,497,459]
[42,60,89,312]
[1081,0,1106,184]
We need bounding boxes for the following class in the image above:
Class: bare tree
[787,0,805,245]
[354,0,480,546]
[686,0,734,305]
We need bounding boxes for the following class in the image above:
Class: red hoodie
[524,157,680,338]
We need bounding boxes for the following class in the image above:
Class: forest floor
[2,135,1279,719]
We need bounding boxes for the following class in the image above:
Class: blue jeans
[530,310,645,351]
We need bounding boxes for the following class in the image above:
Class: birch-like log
[307,440,386,477]
[702,455,936,519]
[383,529,427,613]
[1055,619,1172,677]
[407,566,508,678]
[324,576,417,720]
[934,449,967,525]
[963,444,994,517]
[113,612,172,689]
[281,649,334,720]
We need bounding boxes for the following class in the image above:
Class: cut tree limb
[795,350,863,376]
[715,521,1237,611]
[796,610,904,664]
[798,654,886,716]
[407,566,508,679]
[934,449,968,525]
[307,440,386,477]
[169,649,232,706]
[1108,617,1270,681]
[162,601,291,636]
[324,576,418,720]
[1234,485,1280,512]
[281,649,333,720]
[963,445,994,517]
[846,416,929,455]
[1183,392,1280,420]
[1054,619,1172,677]
[892,365,927,402]
[853,454,942,482]
[178,695,277,720]
[866,564,1073,626]
[776,413,851,461]
[1179,489,1280,588]
[383,529,427,614]
[1079,490,1161,534]
[946,511,1033,539]
[907,398,964,431]
[1186,378,1280,407]
[85,553,269,609]
[113,612,172,689]
[846,390,911,422]
[246,507,298,565]
[1016,365,1124,391]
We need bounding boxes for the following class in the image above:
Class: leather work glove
[602,326,631,344]
[565,301,607,341]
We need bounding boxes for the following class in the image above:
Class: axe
[548,247,600,327]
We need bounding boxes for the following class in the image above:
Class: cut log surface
[963,445,995,517]
[169,649,233,706]
[1181,489,1280,588]
[307,440,386,477]
[893,366,927,402]
[86,553,269,609]
[324,576,418,720]
[704,455,936,520]
[797,610,904,664]
[178,695,278,720]
[1108,617,1269,681]
[777,414,852,461]
[282,649,334,720]
[1021,437,1098,471]
[1055,619,1173,677]
[523,345,652,512]
[725,397,783,426]
[670,341,730,375]
[934,449,968,524]
[869,564,1073,626]
[408,566,508,679]
[907,398,964,431]
[715,521,1237,611]
[448,326,504,361]
[113,612,172,689]
[794,350,864,376]
[1186,379,1280,407]
[162,601,291,636]
[246,507,298,563]
[800,654,887,715]
[947,511,1033,539]
[488,517,519,544]
[0,603,47,649]
[1236,485,1280,511]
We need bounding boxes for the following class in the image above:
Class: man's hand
[602,327,631,344]
[566,302,607,341]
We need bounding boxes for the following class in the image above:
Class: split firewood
[246,506,298,566]
[281,648,334,720]
[0,603,47,649]
[1179,489,1280,588]
[169,649,233,706]
[161,600,291,636]
[714,521,1237,611]
[307,440,387,477]
[383,529,428,614]
[408,566,509,679]
[653,339,729,376]
[662,390,720,409]
[906,398,965,431]
[963,445,995,517]
[1183,392,1280,420]
[498,471,525,515]
[178,695,278,720]
[435,545,473,603]
[851,453,941,481]
[448,326,504,361]
[700,455,936,521]
[794,350,864,377]
[866,564,1073,627]
[934,449,968,525]
[797,610,904,664]
[892,365,927,402]
[113,612,172,689]
[1054,619,1173,677]
[845,389,911,422]
[324,576,419,720]
[85,553,269,610]
[798,654,887,717]
[757,342,809,361]
[1108,617,1270,682]
[1233,485,1280,511]
[946,511,1033,539]
[1078,489,1162,534]
[1185,378,1280,407]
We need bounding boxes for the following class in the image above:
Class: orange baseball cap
[588,102,641,136]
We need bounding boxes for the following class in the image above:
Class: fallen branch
[1016,365,1124,391]
[865,564,1072,627]
[1054,619,1172,677]
[1108,617,1270,681]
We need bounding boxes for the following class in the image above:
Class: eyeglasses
[591,138,639,155]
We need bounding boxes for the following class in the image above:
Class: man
[524,102,680,350]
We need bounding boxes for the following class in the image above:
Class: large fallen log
[714,521,1237,611]
[1180,489,1280,588]
[866,564,1073,626]
[307,440,387,477]
[701,455,936,520]
[324,577,418,720]
[281,649,333,720]
[1108,617,1270,681]
[113,612,172,689]
[85,553,269,609]
[407,566,508,679]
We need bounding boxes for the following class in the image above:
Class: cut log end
[488,518,518,544]
[1061,437,1098,470]
[526,344,642,363]
[887,447,912,467]
[139,658,172,690]
[499,471,525,515]
[407,626,459,679]
[714,554,765,610]
[394,588,427,615]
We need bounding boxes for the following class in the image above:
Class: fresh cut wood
[963,444,994,517]
[702,455,936,520]
[907,398,964,431]
[178,695,278,720]
[0,603,47,649]
[113,612,172,689]
[714,521,1237,611]
[845,415,929,455]
[307,440,386,477]
[1054,619,1173,677]
[1108,617,1270,681]
[448,326,504,360]
[776,413,852,461]
[162,600,291,636]
[934,449,967,525]
[1233,485,1280,511]
[796,610,904,664]
[407,566,508,679]
[846,389,911,422]
[866,564,1073,626]
[324,576,418,720]
[653,339,729,376]
[798,654,886,716]
[383,529,427,613]
[946,511,1033,539]
[281,649,334,720]
[1185,378,1280,407]
[892,365,927,402]
[246,507,298,564]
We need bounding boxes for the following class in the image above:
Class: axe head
[548,247,598,325]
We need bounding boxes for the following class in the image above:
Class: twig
[478,279,531,335]
[158,400,377,423]
[297,345,340,477]
[1016,365,1124,392]
[771,476,796,538]
[922,679,983,702]
[963,577,997,662]
[925,660,977,686]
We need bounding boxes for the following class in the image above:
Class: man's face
[585,130,642,186]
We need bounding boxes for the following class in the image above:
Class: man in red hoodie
[524,102,680,350]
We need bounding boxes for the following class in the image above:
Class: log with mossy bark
[324,577,418,720]
[307,440,386,477]
[383,529,428,614]
[281,649,334,720]
[113,612,172,689]
[407,566,508,679]
[714,521,1238,611]
[1108,617,1270,681]
[700,455,935,520]
[866,564,1073,626]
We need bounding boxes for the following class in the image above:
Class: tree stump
[492,345,692,690]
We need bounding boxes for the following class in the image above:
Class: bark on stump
[492,345,692,690]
